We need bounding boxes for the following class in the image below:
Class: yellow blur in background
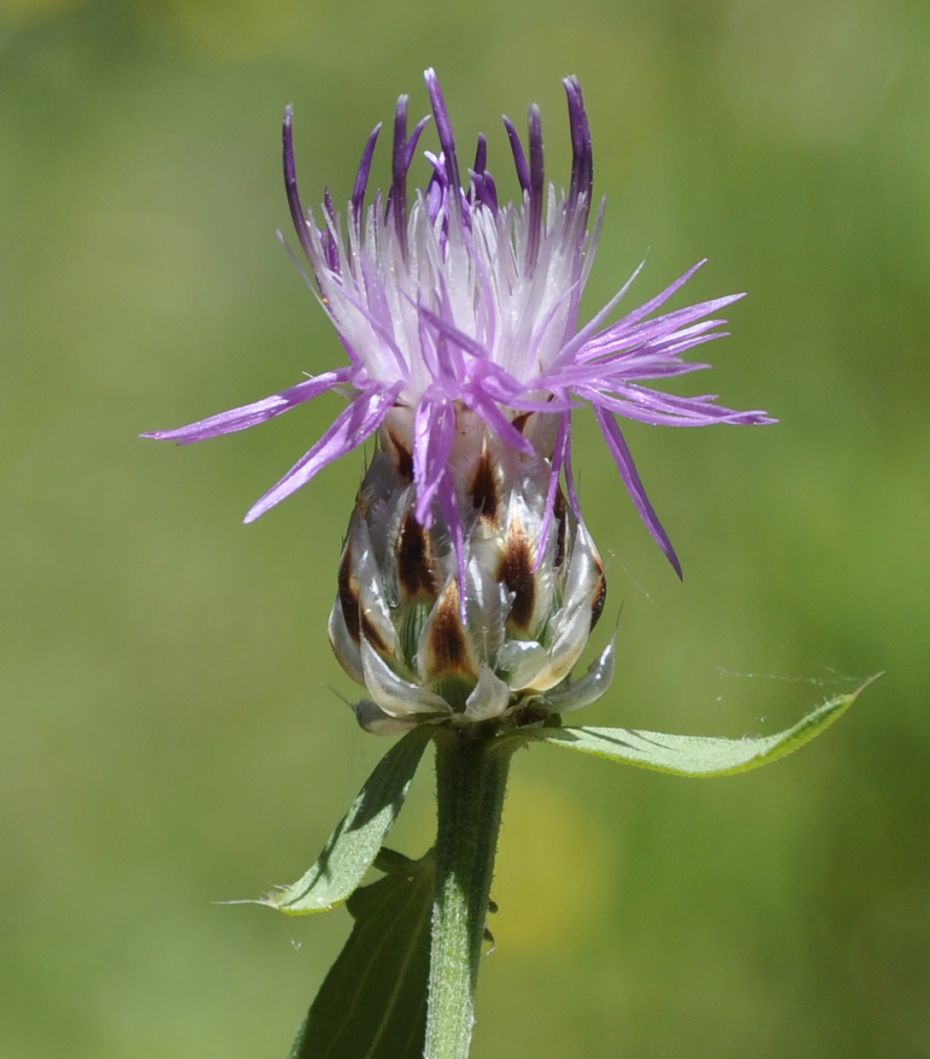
[1,0,928,1056]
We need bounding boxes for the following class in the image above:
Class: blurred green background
[2,0,928,1055]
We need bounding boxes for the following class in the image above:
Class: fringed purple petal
[142,369,353,445]
[416,303,488,361]
[351,123,382,229]
[463,385,536,457]
[605,360,713,383]
[415,295,466,383]
[424,68,461,192]
[413,394,456,526]
[468,133,498,213]
[244,385,401,523]
[502,115,530,194]
[423,151,446,183]
[551,332,727,389]
[405,115,430,171]
[357,250,395,344]
[526,104,544,267]
[579,386,765,428]
[328,278,410,381]
[282,107,316,265]
[641,331,729,363]
[321,188,340,272]
[545,350,710,390]
[592,403,682,578]
[424,150,447,224]
[470,168,499,213]
[622,384,774,424]
[598,259,709,337]
[389,94,410,249]
[580,293,745,362]
[388,102,429,254]
[412,306,571,422]
[551,261,647,370]
[563,76,593,216]
[476,380,574,415]
[473,133,487,175]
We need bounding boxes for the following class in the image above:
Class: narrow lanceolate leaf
[287,850,434,1059]
[507,678,878,777]
[265,728,432,914]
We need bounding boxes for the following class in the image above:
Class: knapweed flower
[145,71,773,730]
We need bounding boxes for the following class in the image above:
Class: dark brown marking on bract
[338,538,388,651]
[387,430,414,481]
[512,412,532,435]
[360,612,388,653]
[338,544,361,644]
[498,530,535,630]
[553,489,567,569]
[470,449,499,522]
[590,558,607,630]
[427,584,470,674]
[398,511,436,599]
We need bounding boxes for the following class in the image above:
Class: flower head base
[144,70,772,579]
[331,419,613,733]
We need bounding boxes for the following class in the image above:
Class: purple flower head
[144,70,773,579]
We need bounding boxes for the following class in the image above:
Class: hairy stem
[425,730,512,1059]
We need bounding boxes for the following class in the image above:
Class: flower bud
[329,413,614,733]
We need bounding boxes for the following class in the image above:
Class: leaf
[266,727,432,914]
[505,677,878,777]
[286,850,434,1059]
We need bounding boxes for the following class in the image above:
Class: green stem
[425,730,513,1059]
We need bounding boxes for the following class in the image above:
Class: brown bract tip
[498,525,536,632]
[424,581,474,677]
[470,445,500,523]
[590,555,607,629]
[385,429,414,481]
[397,510,437,601]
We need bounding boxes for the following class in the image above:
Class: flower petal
[351,122,382,227]
[244,385,400,523]
[282,106,316,265]
[424,68,461,193]
[413,394,456,525]
[142,369,351,445]
[592,403,682,578]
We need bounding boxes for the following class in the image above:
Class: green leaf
[266,727,432,914]
[286,850,434,1059]
[506,677,878,777]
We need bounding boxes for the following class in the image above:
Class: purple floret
[144,70,773,580]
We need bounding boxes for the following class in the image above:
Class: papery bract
[331,419,613,733]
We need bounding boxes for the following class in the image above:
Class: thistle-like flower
[144,71,773,728]
[144,69,772,580]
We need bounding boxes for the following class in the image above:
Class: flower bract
[331,421,613,732]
